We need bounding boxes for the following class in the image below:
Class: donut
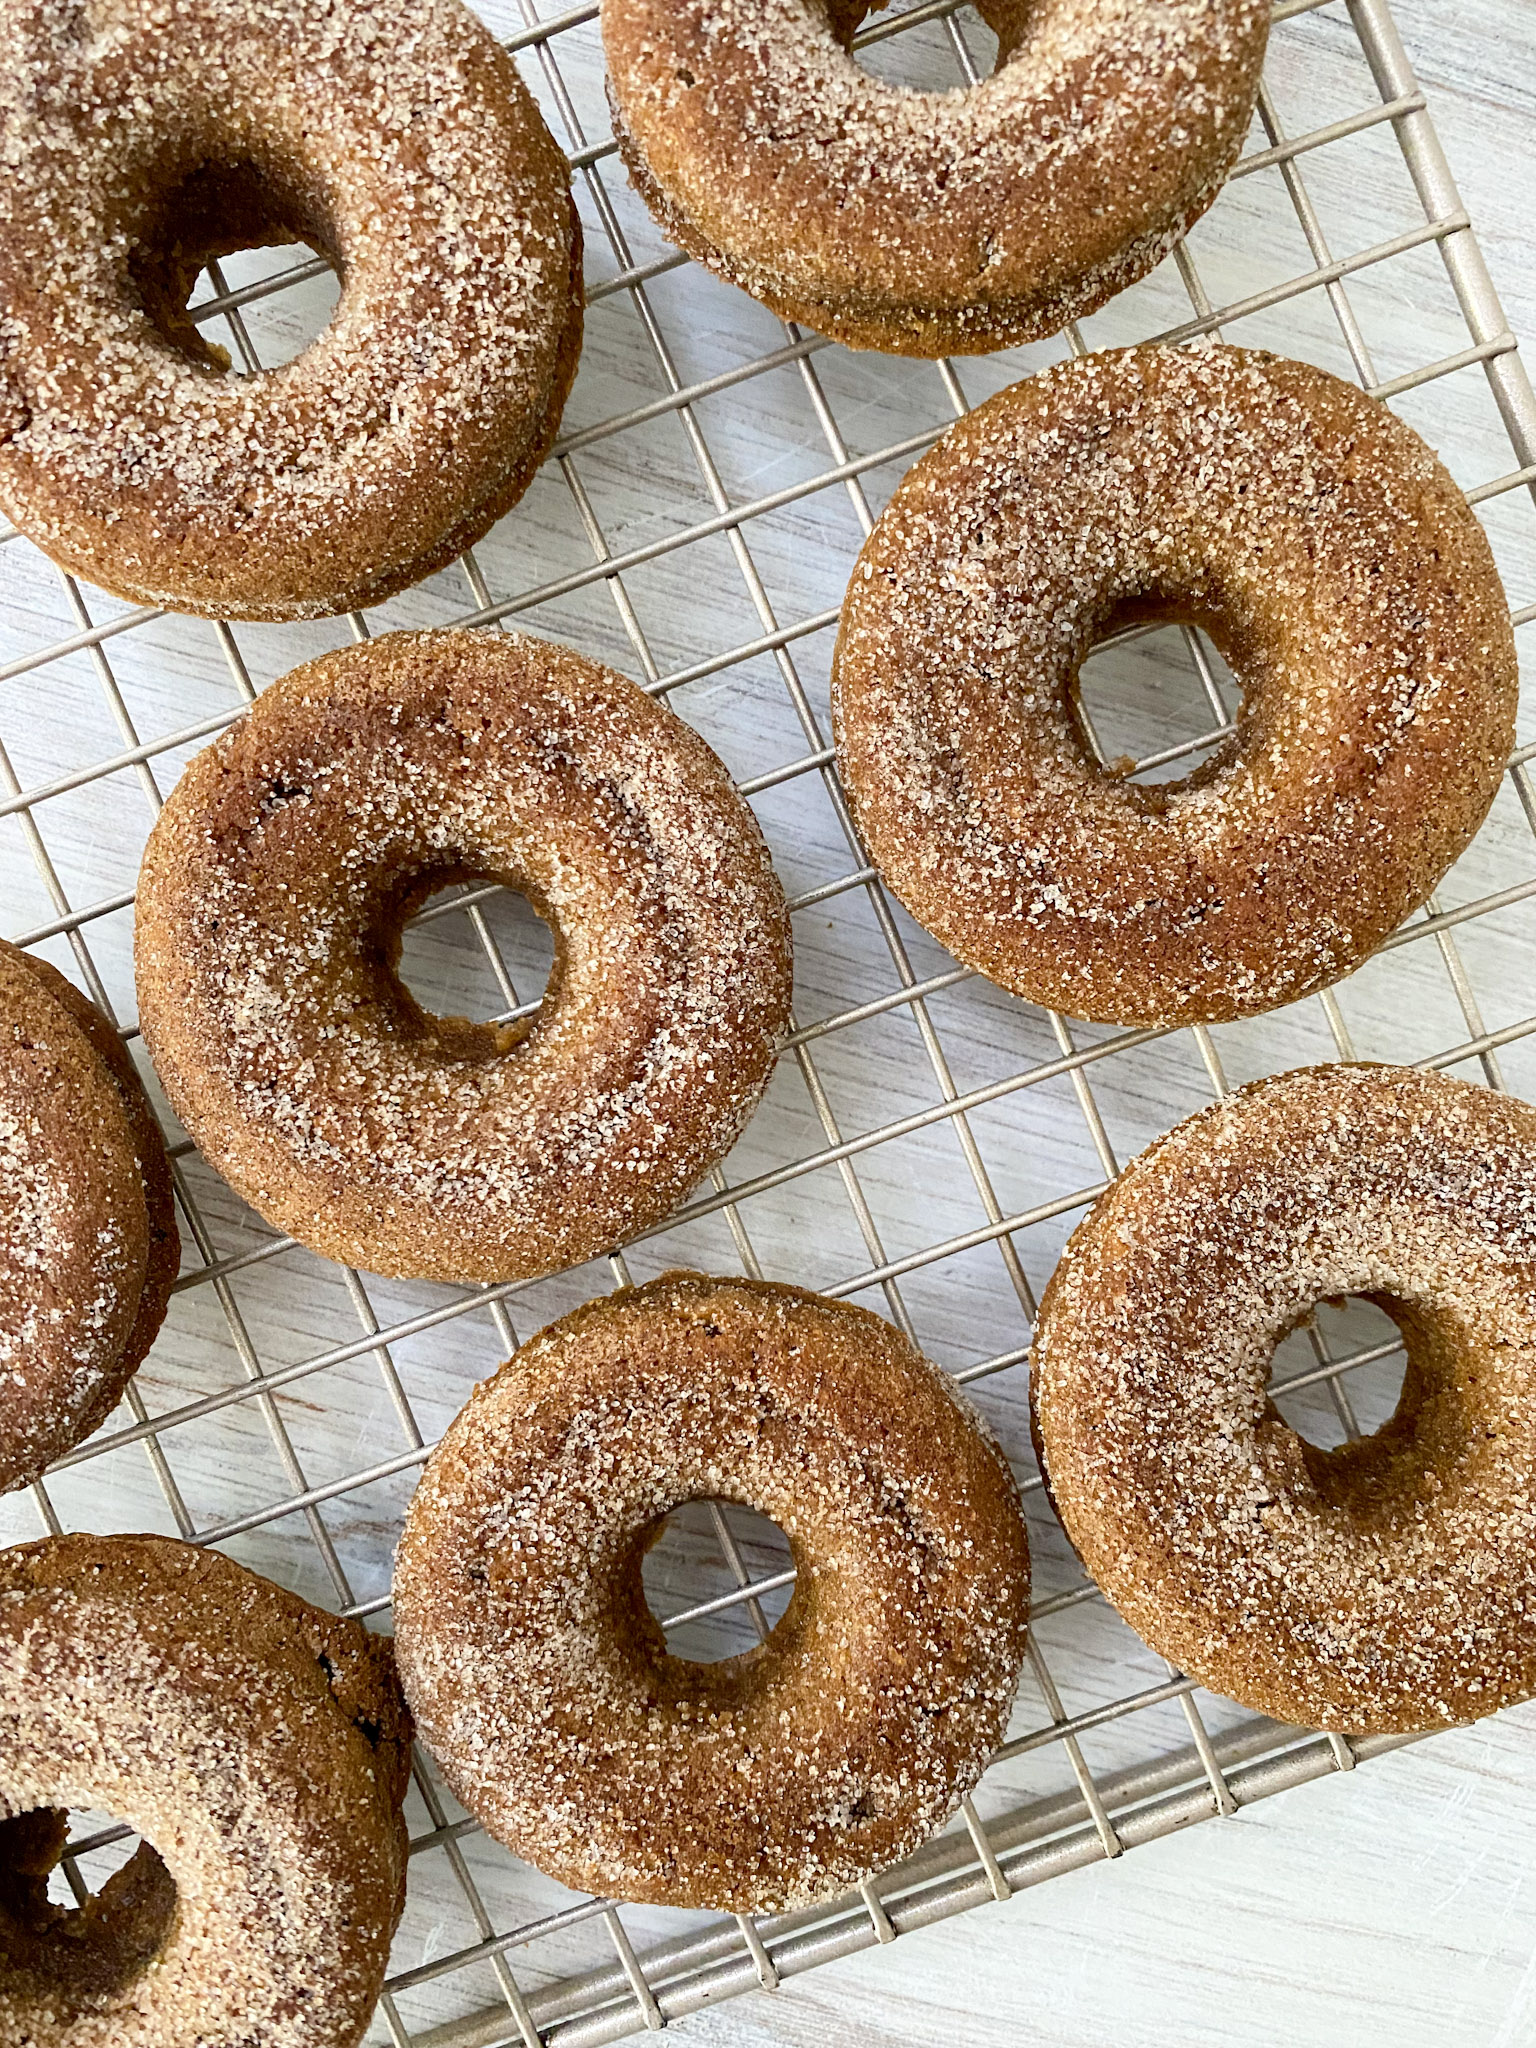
[0,0,582,620]
[0,942,176,1493]
[394,1271,1031,1912]
[0,1532,411,2048]
[603,0,1268,356]
[1032,1064,1536,1734]
[833,345,1518,1025]
[135,630,793,1285]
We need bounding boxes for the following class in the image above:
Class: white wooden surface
[690,14,1536,2043]
[1,0,1533,2042]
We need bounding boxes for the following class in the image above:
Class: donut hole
[0,1807,176,1998]
[832,0,1038,85]
[640,1500,797,1664]
[128,156,343,375]
[847,1,1000,87]
[1267,1296,1410,1454]
[39,1808,142,1905]
[393,878,558,1045]
[186,235,343,372]
[1071,617,1241,794]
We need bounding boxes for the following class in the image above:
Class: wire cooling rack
[2,0,1534,2040]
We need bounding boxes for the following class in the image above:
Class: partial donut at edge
[0,942,176,1493]
[0,1532,411,2048]
[604,0,1269,355]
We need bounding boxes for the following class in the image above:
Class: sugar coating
[604,0,1268,355]
[134,629,794,1285]
[0,0,581,619]
[0,941,175,1493]
[832,344,1518,1024]
[0,1533,411,2048]
[394,1272,1032,1913]
[1033,1064,1536,1734]
[0,1089,130,1471]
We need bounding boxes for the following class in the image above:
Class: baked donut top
[0,0,576,613]
[1034,1065,1536,1730]
[396,1271,1029,1910]
[833,343,1517,1023]
[135,628,791,1280]
[605,0,1268,346]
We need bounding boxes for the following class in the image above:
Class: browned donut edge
[610,93,1227,357]
[8,953,179,1391]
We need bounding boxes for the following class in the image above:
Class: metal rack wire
[3,0,1534,2040]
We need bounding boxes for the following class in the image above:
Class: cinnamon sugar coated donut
[833,345,1518,1025]
[0,1533,411,2047]
[135,630,792,1284]
[1033,1065,1536,1734]
[0,0,581,619]
[394,1273,1031,1912]
[0,942,176,1493]
[604,0,1268,355]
